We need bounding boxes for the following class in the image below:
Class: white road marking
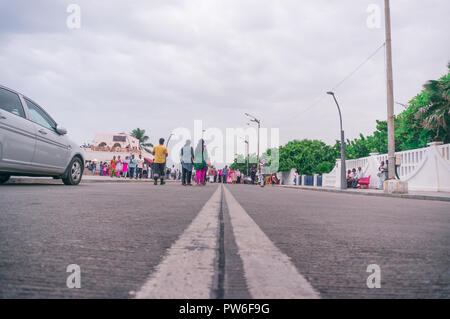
[135,186,222,299]
[223,186,320,299]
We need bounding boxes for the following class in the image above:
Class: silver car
[0,85,84,185]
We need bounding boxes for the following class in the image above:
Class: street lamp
[327,91,347,190]
[244,113,261,173]
[239,136,250,176]
[166,133,174,147]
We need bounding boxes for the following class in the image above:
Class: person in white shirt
[136,155,144,179]
[356,167,364,179]
[352,167,364,188]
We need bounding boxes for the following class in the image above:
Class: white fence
[323,142,450,192]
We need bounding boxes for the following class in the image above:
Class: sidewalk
[6,175,179,184]
[278,185,450,202]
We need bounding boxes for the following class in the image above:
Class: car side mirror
[56,125,68,135]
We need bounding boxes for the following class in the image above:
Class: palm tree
[416,63,450,143]
[130,128,153,153]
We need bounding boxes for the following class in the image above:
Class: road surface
[0,182,448,298]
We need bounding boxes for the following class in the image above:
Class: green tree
[278,139,338,175]
[130,128,153,153]
[414,65,450,143]
[230,153,257,175]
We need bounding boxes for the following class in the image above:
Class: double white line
[136,185,319,299]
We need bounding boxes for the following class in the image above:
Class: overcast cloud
[0,0,449,164]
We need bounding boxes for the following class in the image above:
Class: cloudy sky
[0,0,449,163]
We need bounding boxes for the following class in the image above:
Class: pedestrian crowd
[86,137,279,186]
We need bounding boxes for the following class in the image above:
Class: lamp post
[244,113,261,173]
[166,133,174,147]
[239,136,250,176]
[327,92,347,190]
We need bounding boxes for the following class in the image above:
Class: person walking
[209,166,216,183]
[110,156,116,178]
[129,155,137,179]
[116,156,122,178]
[166,167,171,180]
[227,168,233,184]
[236,169,241,184]
[377,160,388,189]
[250,165,256,184]
[222,166,229,184]
[152,138,168,185]
[194,139,208,185]
[123,156,129,178]
[147,161,153,179]
[180,140,194,186]
[136,155,144,179]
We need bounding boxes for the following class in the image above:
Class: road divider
[135,186,222,299]
[223,186,320,299]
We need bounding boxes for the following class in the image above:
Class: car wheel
[62,157,83,185]
[0,175,10,184]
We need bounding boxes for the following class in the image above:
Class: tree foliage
[230,153,257,174]
[277,140,338,175]
[337,63,449,159]
[130,128,153,152]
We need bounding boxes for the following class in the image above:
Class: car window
[25,99,55,130]
[0,87,26,118]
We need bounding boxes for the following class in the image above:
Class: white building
[93,133,140,149]
[83,133,153,163]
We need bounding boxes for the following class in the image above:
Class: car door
[0,87,37,170]
[24,98,70,172]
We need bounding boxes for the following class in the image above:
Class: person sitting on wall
[346,169,353,188]
[352,167,364,188]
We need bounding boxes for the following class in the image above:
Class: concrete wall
[322,142,450,192]
[280,168,296,185]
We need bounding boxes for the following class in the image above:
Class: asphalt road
[0,182,449,298]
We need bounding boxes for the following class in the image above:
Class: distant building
[83,133,153,163]
[93,133,140,150]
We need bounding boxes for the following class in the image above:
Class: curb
[277,185,450,203]
[6,178,179,185]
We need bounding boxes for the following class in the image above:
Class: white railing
[345,157,370,171]
[439,144,450,162]
[322,142,450,192]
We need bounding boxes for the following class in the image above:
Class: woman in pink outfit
[122,156,129,178]
[236,169,241,184]
[227,169,233,183]
[115,156,122,177]
[194,139,209,185]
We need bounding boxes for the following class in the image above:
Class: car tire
[62,157,83,185]
[0,175,10,184]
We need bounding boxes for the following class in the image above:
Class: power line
[297,42,386,116]
[330,42,386,92]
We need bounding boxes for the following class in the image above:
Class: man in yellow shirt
[152,138,168,185]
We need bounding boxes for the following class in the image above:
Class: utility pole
[384,0,395,180]
[382,0,407,193]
